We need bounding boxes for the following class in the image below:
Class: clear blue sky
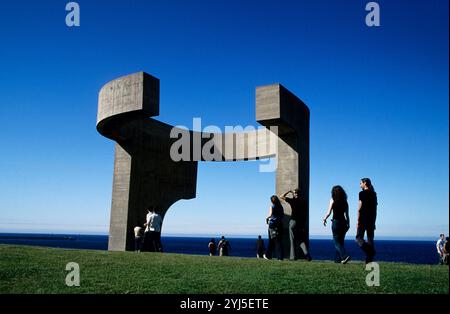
[0,0,448,240]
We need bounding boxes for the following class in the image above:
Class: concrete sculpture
[97,72,309,253]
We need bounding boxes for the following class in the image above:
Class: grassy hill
[0,244,447,294]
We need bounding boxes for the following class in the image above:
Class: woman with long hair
[323,186,351,264]
[263,195,284,260]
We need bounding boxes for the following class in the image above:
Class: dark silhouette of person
[280,188,311,261]
[264,195,284,261]
[323,186,351,264]
[218,236,231,256]
[208,238,216,256]
[443,237,449,265]
[151,207,164,252]
[256,235,265,258]
[356,178,378,264]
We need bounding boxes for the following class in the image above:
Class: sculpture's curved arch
[97,72,309,253]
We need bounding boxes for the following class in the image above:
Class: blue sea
[0,233,439,265]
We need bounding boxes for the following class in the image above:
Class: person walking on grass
[264,195,284,261]
[356,178,378,264]
[280,188,312,261]
[323,186,351,264]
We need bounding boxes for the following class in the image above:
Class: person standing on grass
[218,236,231,256]
[264,195,284,261]
[443,237,449,265]
[134,225,143,252]
[208,238,216,256]
[323,186,351,264]
[143,206,155,252]
[144,206,163,252]
[356,178,378,264]
[256,235,265,258]
[150,208,163,252]
[436,233,446,265]
[280,188,312,261]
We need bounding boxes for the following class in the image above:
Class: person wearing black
[256,235,265,258]
[218,236,231,256]
[323,186,351,264]
[263,195,284,261]
[356,178,378,264]
[444,237,450,265]
[280,188,312,261]
[142,206,154,252]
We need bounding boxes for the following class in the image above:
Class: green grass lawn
[0,244,448,294]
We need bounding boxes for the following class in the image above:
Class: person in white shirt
[144,207,163,252]
[143,207,154,251]
[134,226,143,252]
[436,233,445,265]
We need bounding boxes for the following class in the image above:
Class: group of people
[262,178,377,264]
[208,236,232,256]
[134,206,163,252]
[436,233,450,265]
[261,189,312,261]
[322,178,378,264]
[133,178,447,266]
[208,235,268,258]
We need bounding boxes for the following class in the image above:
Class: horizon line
[0,231,443,241]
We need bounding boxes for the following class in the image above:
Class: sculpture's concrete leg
[108,134,198,251]
[97,73,197,251]
[108,144,132,251]
[97,72,309,255]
